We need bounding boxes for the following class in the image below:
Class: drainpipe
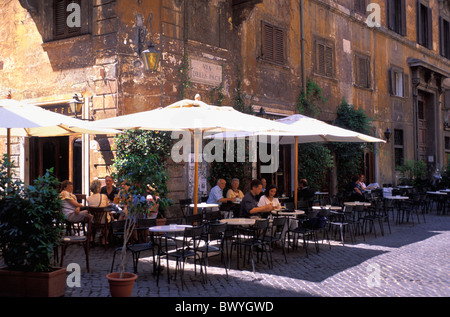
[300,0,306,95]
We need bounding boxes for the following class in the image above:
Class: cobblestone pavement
[54,209,450,299]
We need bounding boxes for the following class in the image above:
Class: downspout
[300,0,306,95]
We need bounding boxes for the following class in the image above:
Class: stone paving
[55,208,450,298]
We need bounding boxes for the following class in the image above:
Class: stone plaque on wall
[190,59,222,87]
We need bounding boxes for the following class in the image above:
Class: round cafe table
[344,201,371,207]
[271,209,305,217]
[312,205,342,211]
[220,218,255,226]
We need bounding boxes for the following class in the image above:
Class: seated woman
[258,184,281,211]
[226,178,244,201]
[87,179,112,245]
[350,175,365,201]
[59,180,89,223]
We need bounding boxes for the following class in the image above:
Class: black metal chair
[165,225,206,289]
[231,219,272,272]
[263,216,288,263]
[60,214,93,273]
[179,198,192,219]
[110,218,157,274]
[198,222,229,280]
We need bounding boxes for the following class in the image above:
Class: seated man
[239,179,274,218]
[207,179,235,215]
[297,179,315,201]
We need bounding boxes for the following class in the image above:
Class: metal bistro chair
[231,218,272,272]
[197,222,229,280]
[179,198,192,220]
[165,225,207,289]
[110,218,157,274]
[88,206,112,246]
[263,216,288,263]
[60,214,93,273]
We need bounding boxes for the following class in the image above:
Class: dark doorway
[29,136,69,185]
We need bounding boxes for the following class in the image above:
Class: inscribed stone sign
[190,59,222,87]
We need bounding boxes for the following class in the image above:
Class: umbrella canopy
[206,113,385,208]
[91,98,293,133]
[207,114,385,144]
[0,99,121,177]
[0,99,120,137]
[91,96,295,214]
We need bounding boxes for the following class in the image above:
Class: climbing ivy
[333,98,374,192]
[297,79,327,118]
[179,51,192,99]
[296,79,333,191]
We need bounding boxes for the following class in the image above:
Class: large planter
[106,272,138,297]
[0,266,66,297]
[156,218,166,226]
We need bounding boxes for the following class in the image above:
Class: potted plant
[107,131,171,297]
[0,156,66,297]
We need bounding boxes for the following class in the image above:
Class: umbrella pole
[193,132,199,215]
[294,136,298,209]
[7,128,11,178]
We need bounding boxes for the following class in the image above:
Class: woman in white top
[226,178,244,201]
[258,184,281,209]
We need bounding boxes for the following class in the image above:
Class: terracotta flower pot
[106,272,138,297]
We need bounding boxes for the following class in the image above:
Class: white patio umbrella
[208,114,386,208]
[90,95,295,214]
[0,98,121,176]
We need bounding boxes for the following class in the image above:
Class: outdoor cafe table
[312,205,342,211]
[220,218,256,226]
[148,224,192,284]
[344,201,372,207]
[189,203,219,215]
[271,209,305,217]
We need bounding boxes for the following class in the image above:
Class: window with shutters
[387,0,407,36]
[439,16,450,59]
[354,0,366,15]
[417,1,433,49]
[354,54,371,89]
[388,67,409,98]
[314,39,334,78]
[261,21,285,65]
[53,0,82,40]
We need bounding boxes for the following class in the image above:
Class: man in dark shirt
[240,179,274,218]
[297,179,315,201]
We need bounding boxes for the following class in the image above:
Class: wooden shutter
[54,0,67,38]
[275,28,284,64]
[400,0,407,36]
[388,68,394,95]
[403,73,409,98]
[262,22,284,65]
[263,23,274,61]
[325,46,333,77]
[427,7,433,50]
[54,0,81,40]
[317,43,325,75]
[387,0,395,31]
[355,0,366,14]
[417,0,423,45]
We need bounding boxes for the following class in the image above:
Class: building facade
[1,0,450,216]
